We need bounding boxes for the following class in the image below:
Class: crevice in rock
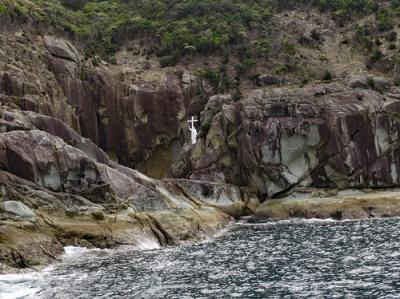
[146,214,175,246]
[10,250,27,268]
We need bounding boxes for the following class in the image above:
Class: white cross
[187,116,198,129]
[187,116,199,144]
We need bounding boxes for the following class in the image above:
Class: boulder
[1,201,36,220]
[44,36,80,64]
[257,74,280,86]
[348,74,392,91]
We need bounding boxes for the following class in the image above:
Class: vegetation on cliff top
[1,0,400,86]
[1,0,399,57]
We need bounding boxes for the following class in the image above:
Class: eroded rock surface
[180,78,400,197]
[0,31,210,179]
[0,107,250,273]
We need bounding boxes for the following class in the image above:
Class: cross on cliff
[187,116,199,145]
[187,116,198,129]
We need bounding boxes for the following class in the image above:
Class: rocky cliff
[0,107,253,273]
[184,76,400,197]
[3,0,400,273]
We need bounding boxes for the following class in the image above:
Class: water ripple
[2,218,400,298]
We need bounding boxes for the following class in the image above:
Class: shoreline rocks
[255,189,400,220]
[0,107,251,274]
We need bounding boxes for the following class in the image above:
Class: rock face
[10,32,400,199]
[0,107,252,273]
[3,25,400,275]
[180,77,400,197]
[0,32,209,179]
[41,35,200,177]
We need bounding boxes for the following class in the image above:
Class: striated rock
[180,80,400,197]
[0,107,250,272]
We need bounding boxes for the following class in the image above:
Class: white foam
[134,237,161,250]
[237,218,338,227]
[63,246,115,257]
[63,246,93,257]
[0,273,41,299]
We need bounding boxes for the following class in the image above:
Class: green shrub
[243,58,256,68]
[274,64,290,75]
[283,41,296,55]
[0,4,8,14]
[201,69,220,89]
[255,38,271,58]
[369,49,384,64]
[91,209,105,221]
[361,38,373,50]
[233,88,242,102]
[234,63,247,77]
[159,56,177,68]
[386,31,397,42]
[377,9,394,31]
[367,77,375,89]
[322,70,333,81]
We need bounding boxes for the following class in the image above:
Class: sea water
[1,217,400,298]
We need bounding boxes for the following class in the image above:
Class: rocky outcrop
[255,189,400,220]
[0,107,251,273]
[0,32,78,131]
[0,31,210,179]
[179,76,400,197]
[42,35,202,177]
[44,36,81,64]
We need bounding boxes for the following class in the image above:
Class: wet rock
[0,106,244,272]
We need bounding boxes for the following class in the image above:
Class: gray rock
[348,75,370,89]
[348,74,392,91]
[1,201,36,220]
[373,76,392,92]
[175,179,247,217]
[257,74,280,86]
[44,36,80,64]
[65,206,79,217]
[182,81,400,197]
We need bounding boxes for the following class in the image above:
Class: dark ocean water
[1,217,400,298]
